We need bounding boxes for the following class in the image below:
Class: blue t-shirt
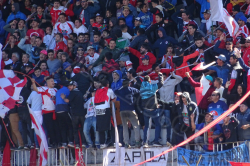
[55,86,70,112]
[208,100,228,124]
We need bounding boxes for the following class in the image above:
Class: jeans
[143,109,161,143]
[83,116,100,146]
[120,111,140,144]
[19,112,35,145]
[162,109,171,142]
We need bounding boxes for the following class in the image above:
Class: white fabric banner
[103,147,169,166]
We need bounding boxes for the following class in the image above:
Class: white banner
[103,147,169,166]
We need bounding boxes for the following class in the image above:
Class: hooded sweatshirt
[111,70,123,91]
[6,3,27,23]
[109,17,121,39]
[151,27,180,59]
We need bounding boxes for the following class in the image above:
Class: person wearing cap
[125,60,133,72]
[171,8,198,37]
[136,55,152,76]
[237,101,250,141]
[190,112,222,151]
[133,17,146,36]
[6,3,26,24]
[213,33,234,63]
[208,91,228,125]
[202,9,214,34]
[138,3,153,28]
[186,72,215,123]
[219,113,239,150]
[54,13,75,40]
[122,0,138,17]
[89,39,121,69]
[238,15,250,36]
[39,50,47,61]
[85,46,100,73]
[195,0,210,34]
[62,62,72,81]
[118,6,134,30]
[118,56,130,76]
[61,81,87,149]
[206,54,231,85]
[125,43,156,68]
[92,13,107,33]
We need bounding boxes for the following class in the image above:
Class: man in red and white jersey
[2,50,13,66]
[54,33,68,55]
[238,15,250,36]
[31,77,58,147]
[54,13,74,40]
[50,0,74,26]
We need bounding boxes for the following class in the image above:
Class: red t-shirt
[41,70,50,77]
[26,29,45,43]
[54,41,68,56]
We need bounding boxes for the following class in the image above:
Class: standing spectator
[31,77,59,148]
[214,77,226,102]
[0,11,6,45]
[6,3,27,23]
[140,73,163,147]
[55,13,75,40]
[47,50,61,79]
[60,81,87,148]
[138,3,153,28]
[94,79,116,149]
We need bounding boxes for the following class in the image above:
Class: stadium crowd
[1,0,250,154]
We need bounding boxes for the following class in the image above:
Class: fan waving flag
[210,0,239,37]
[195,74,211,105]
[192,61,216,71]
[0,70,27,118]
[28,105,48,166]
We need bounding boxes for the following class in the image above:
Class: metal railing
[6,141,250,166]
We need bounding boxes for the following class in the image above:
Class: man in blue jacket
[6,3,26,24]
[150,27,180,61]
[195,0,210,34]
[138,3,153,28]
[73,0,100,27]
[213,34,234,63]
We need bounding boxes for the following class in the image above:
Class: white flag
[210,0,239,37]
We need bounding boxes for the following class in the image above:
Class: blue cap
[239,15,247,23]
[63,62,71,70]
[141,55,149,60]
[205,75,213,82]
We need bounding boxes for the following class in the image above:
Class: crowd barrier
[1,141,249,166]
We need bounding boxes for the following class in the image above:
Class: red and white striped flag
[28,105,48,166]
[210,0,239,37]
[0,70,27,118]
[195,74,211,105]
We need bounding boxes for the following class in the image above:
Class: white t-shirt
[37,87,57,111]
[216,86,227,103]
[95,88,116,109]
[84,97,96,118]
[4,59,13,66]
[73,25,88,36]
[182,105,189,126]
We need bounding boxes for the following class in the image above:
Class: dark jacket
[176,92,198,127]
[17,87,31,113]
[130,34,148,51]
[71,72,92,95]
[213,40,234,63]
[151,27,180,59]
[109,17,121,39]
[73,2,100,27]
[140,73,164,111]
[0,11,6,45]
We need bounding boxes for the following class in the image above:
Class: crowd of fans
[1,0,250,153]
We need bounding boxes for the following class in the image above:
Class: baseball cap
[40,50,47,55]
[175,47,184,56]
[119,56,130,62]
[215,54,226,62]
[232,5,240,12]
[73,66,81,74]
[87,46,94,51]
[63,62,71,70]
[205,75,213,82]
[135,17,142,22]
[96,13,102,17]
[206,112,214,117]
[125,61,133,66]
[202,9,211,14]
[68,81,78,87]
[141,55,149,60]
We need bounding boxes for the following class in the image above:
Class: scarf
[140,81,158,99]
[203,121,214,150]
